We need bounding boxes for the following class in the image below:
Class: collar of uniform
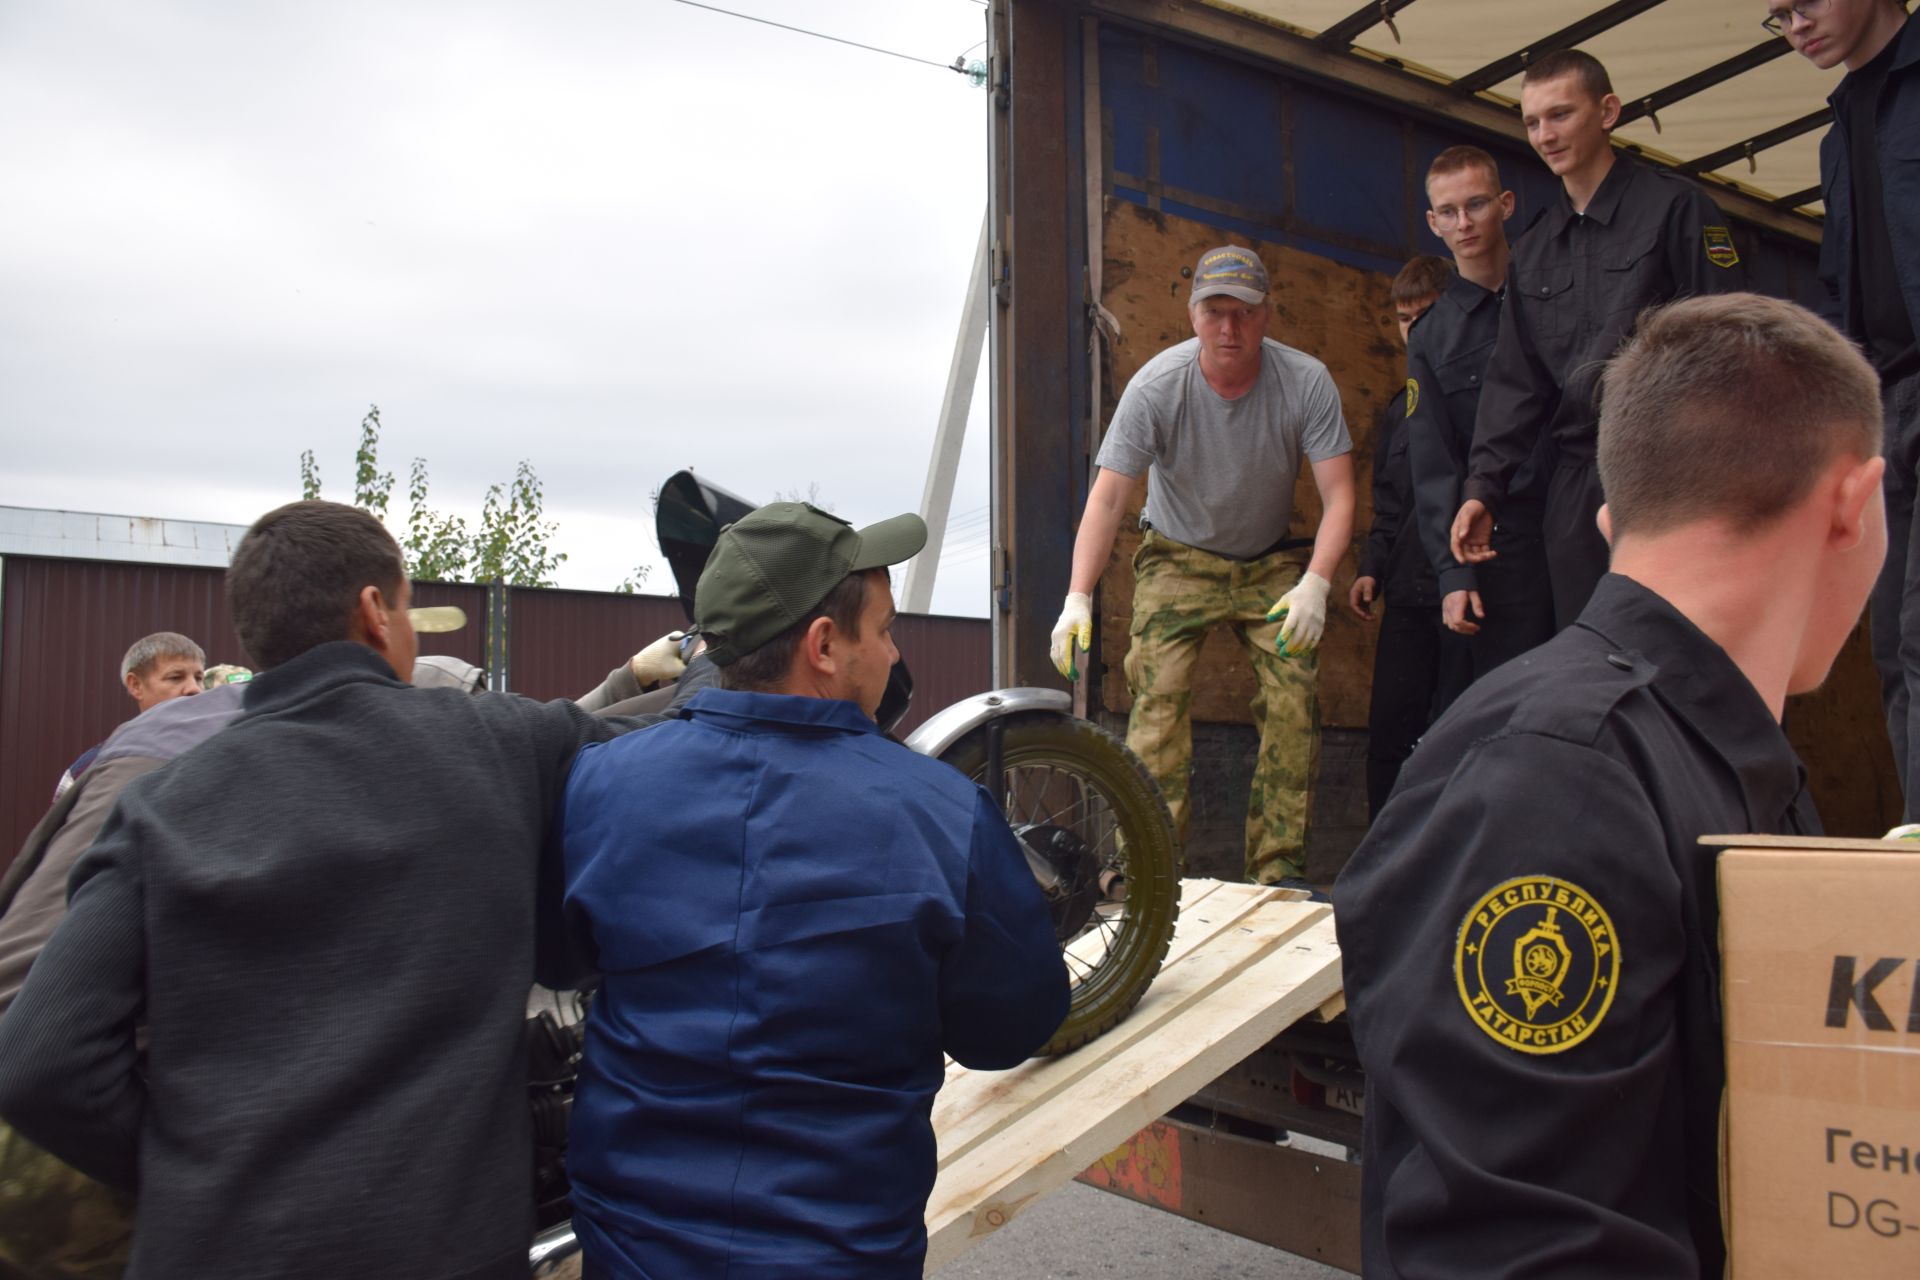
[1555,151,1637,230]
[241,640,402,717]
[681,685,882,737]
[1575,574,1807,827]
[1442,269,1497,316]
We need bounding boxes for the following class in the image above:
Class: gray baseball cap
[1190,245,1269,304]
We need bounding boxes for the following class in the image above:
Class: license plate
[1325,1084,1365,1117]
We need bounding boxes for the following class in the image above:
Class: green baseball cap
[695,502,927,666]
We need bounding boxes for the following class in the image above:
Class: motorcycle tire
[938,712,1183,1055]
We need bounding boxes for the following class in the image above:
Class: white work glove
[1050,592,1092,681]
[629,631,688,687]
[1266,572,1331,659]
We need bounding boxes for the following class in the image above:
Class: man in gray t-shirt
[1051,244,1355,885]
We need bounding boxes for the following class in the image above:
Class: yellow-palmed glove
[629,631,688,687]
[1050,592,1092,680]
[1266,571,1331,659]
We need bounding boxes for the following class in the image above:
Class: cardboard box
[1718,836,1920,1278]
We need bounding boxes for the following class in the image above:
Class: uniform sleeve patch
[1454,876,1620,1055]
[1704,226,1740,269]
[1405,377,1419,417]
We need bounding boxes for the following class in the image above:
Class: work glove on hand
[629,631,688,687]
[1266,572,1331,659]
[1050,592,1093,680]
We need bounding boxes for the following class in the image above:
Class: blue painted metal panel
[1154,40,1288,217]
[1290,90,1405,252]
[1096,24,1820,293]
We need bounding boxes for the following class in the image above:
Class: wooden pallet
[923,879,1344,1273]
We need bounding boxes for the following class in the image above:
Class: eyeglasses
[1761,0,1827,36]
[1431,196,1497,229]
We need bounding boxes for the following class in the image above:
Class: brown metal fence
[0,555,989,868]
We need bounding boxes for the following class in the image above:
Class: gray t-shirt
[1095,336,1351,559]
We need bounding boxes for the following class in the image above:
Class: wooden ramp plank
[941,878,1279,1088]
[923,908,1344,1272]
[933,898,1329,1170]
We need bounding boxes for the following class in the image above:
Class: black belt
[1142,520,1313,561]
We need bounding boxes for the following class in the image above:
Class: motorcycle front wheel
[939,712,1182,1055]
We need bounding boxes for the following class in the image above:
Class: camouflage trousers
[1123,530,1319,884]
[0,1120,131,1280]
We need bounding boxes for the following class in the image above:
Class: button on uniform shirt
[561,688,1069,1279]
[1463,156,1747,513]
[1335,575,1817,1278]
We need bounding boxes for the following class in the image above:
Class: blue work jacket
[1818,15,1920,343]
[560,688,1068,1279]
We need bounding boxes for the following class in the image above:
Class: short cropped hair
[1426,144,1501,195]
[226,500,407,671]
[718,569,872,694]
[120,632,205,682]
[1522,49,1614,101]
[1598,294,1882,540]
[1392,255,1452,306]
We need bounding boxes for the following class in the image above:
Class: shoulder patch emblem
[1704,226,1740,269]
[1405,377,1419,417]
[1455,876,1620,1055]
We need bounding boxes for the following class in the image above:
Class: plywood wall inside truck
[1090,200,1899,838]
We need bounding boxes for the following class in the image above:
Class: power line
[667,0,956,71]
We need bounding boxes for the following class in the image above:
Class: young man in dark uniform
[1450,50,1747,630]
[1338,294,1886,1277]
[1405,146,1555,714]
[1780,0,1920,815]
[1349,254,1456,815]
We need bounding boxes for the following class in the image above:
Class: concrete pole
[900,211,990,616]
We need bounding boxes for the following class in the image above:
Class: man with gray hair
[53,634,208,802]
[1049,243,1356,888]
[1338,293,1886,1276]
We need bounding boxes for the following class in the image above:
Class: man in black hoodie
[0,499,646,1280]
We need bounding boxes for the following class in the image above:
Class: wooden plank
[934,898,1329,1170]
[924,914,1343,1270]
[945,878,1276,1087]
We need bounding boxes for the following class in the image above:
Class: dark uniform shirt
[1359,387,1438,609]
[1335,575,1816,1278]
[1463,156,1746,513]
[1404,272,1547,598]
[1843,31,1920,381]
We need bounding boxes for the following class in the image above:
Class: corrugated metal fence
[0,555,990,868]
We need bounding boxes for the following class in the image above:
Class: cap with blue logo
[1190,245,1269,304]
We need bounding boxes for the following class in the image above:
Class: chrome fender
[901,687,1071,760]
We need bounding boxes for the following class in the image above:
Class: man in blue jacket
[561,502,1069,1280]
[1779,0,1920,814]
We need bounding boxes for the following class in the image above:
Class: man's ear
[1833,455,1887,550]
[1599,92,1623,131]
[1595,502,1614,546]
[1498,189,1516,222]
[1425,207,1441,238]
[799,614,838,678]
[352,585,394,652]
[124,671,143,702]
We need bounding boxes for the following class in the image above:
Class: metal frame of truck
[982,2,1834,1269]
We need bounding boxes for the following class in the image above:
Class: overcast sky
[0,0,996,616]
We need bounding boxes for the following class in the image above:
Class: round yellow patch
[1454,876,1620,1055]
[1404,377,1419,416]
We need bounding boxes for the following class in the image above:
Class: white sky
[0,0,996,616]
